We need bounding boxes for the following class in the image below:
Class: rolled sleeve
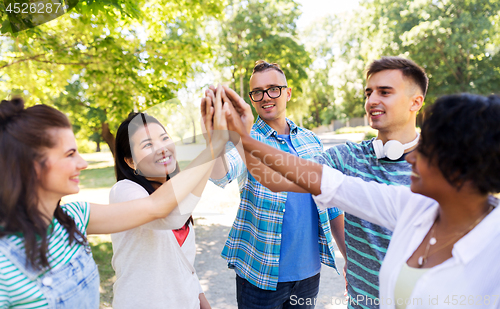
[210,143,246,189]
[327,207,343,220]
[210,172,231,188]
[313,165,346,211]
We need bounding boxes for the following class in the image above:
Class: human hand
[200,87,215,142]
[208,85,254,135]
[222,92,253,140]
[204,86,240,146]
[343,263,348,300]
[221,85,254,135]
[201,85,230,157]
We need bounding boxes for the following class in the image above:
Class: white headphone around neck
[373,133,420,160]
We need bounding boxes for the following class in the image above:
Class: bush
[76,139,110,153]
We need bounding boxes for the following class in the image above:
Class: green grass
[86,160,111,166]
[89,235,114,308]
[80,166,116,189]
[80,161,191,189]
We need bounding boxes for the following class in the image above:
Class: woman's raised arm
[87,86,230,234]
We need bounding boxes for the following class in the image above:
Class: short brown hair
[252,60,286,77]
[366,56,429,97]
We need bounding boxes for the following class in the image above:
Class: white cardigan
[314,166,500,309]
[109,180,203,309]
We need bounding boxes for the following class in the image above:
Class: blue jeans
[236,273,320,309]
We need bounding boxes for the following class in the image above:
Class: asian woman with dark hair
[109,112,210,309]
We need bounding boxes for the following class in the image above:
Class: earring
[133,169,140,176]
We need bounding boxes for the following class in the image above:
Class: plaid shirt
[212,117,342,290]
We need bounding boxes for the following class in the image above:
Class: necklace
[417,205,494,268]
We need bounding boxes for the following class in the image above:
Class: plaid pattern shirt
[212,117,342,290]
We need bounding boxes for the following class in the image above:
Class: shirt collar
[453,196,500,265]
[254,116,298,138]
[409,197,500,266]
[412,201,439,227]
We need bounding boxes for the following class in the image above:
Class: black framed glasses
[249,86,288,102]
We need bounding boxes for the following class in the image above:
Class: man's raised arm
[221,85,323,195]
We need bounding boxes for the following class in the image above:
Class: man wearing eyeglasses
[210,61,345,308]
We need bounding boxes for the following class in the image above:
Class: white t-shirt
[109,179,203,309]
[314,166,500,309]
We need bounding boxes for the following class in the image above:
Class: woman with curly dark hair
[0,92,229,308]
[221,90,500,309]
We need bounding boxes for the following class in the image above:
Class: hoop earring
[133,169,140,176]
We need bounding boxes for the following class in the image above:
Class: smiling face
[405,149,453,200]
[249,69,291,124]
[37,128,88,204]
[126,123,177,183]
[365,70,422,137]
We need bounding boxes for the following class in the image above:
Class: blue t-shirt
[277,134,321,282]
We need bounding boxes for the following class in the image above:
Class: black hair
[0,98,87,270]
[114,112,193,225]
[115,112,169,194]
[418,93,500,194]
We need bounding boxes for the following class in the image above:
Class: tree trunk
[240,69,245,98]
[232,69,237,92]
[95,142,101,152]
[101,122,116,157]
[191,116,196,144]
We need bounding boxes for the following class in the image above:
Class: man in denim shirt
[209,61,345,309]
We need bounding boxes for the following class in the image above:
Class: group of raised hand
[200,85,254,149]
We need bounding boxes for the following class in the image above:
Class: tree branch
[0,55,96,69]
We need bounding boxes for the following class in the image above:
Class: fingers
[204,84,253,135]
[203,93,214,133]
[225,102,240,135]
[221,89,231,109]
[205,90,213,122]
[220,102,229,130]
[214,85,223,127]
[224,95,248,137]
[200,97,207,119]
[222,85,246,113]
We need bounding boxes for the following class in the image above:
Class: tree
[219,0,311,121]
[355,0,500,102]
[376,0,500,101]
[299,13,367,128]
[0,0,223,155]
[52,80,106,152]
[300,0,500,127]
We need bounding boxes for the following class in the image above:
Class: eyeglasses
[249,86,288,102]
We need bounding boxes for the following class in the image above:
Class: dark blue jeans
[236,273,320,309]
